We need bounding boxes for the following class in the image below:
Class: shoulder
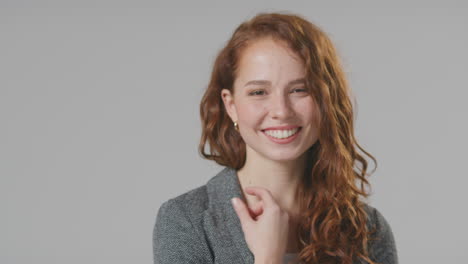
[156,166,233,220]
[153,185,213,263]
[158,184,210,223]
[363,204,393,234]
[154,184,210,243]
[362,204,399,264]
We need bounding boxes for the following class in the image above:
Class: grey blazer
[153,167,398,264]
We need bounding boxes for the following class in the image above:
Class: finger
[244,186,277,206]
[231,197,253,228]
[247,200,264,218]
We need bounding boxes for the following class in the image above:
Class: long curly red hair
[199,12,379,264]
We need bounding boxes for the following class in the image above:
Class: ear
[221,89,238,122]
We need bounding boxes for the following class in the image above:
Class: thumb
[231,197,253,228]
[248,201,264,219]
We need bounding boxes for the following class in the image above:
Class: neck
[237,147,308,215]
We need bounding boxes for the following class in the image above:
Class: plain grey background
[1,1,467,263]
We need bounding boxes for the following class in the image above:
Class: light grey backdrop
[1,1,467,263]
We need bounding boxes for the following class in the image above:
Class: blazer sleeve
[153,198,213,264]
[367,207,399,264]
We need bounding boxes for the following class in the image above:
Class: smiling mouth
[261,127,302,139]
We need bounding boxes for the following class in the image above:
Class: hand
[231,186,289,264]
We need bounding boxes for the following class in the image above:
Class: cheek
[237,102,265,124]
[296,100,318,122]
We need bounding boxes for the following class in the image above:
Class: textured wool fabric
[153,167,398,264]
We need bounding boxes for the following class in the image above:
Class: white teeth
[264,128,299,139]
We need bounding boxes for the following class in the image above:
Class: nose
[270,93,294,120]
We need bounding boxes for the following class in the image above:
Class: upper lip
[262,125,301,131]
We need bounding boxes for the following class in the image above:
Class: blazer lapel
[206,167,255,264]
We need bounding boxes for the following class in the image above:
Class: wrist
[254,256,281,264]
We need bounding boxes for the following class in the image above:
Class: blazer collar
[206,167,255,264]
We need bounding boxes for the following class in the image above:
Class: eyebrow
[244,78,306,88]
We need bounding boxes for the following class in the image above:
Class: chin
[263,152,303,162]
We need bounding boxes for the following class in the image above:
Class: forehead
[235,38,305,79]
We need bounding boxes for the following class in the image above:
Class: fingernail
[231,197,238,206]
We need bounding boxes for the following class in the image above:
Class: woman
[153,12,398,264]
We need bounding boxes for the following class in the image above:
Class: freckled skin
[222,37,319,163]
[221,37,321,257]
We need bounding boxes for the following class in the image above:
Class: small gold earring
[233,122,239,131]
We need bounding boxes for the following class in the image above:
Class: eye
[249,90,266,96]
[291,88,307,93]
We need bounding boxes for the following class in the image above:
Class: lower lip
[262,128,302,144]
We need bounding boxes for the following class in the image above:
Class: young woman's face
[222,37,320,162]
